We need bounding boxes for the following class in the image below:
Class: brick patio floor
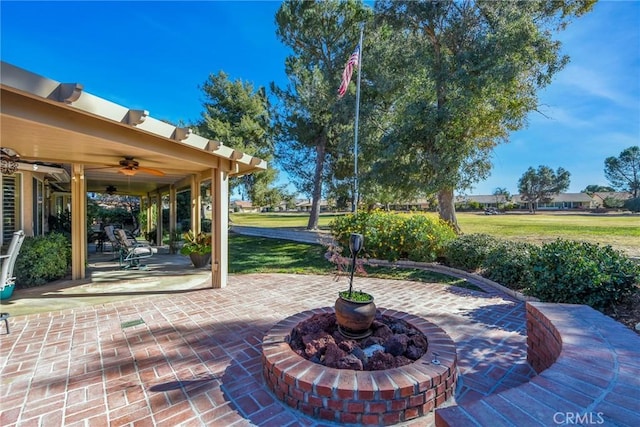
[0,273,534,426]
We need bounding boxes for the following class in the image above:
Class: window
[1,173,22,245]
[33,177,44,236]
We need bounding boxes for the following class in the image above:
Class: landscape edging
[365,258,539,302]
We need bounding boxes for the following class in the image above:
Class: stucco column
[155,191,162,247]
[190,175,201,234]
[212,167,229,288]
[70,163,86,280]
[169,184,176,245]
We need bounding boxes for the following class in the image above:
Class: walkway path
[1,273,533,426]
[230,225,330,245]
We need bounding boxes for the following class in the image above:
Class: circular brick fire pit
[262,307,457,426]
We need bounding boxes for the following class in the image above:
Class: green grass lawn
[229,234,482,291]
[457,212,639,256]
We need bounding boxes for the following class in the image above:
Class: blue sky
[1,1,638,197]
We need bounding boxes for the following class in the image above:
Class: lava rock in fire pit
[385,334,409,356]
[288,312,428,370]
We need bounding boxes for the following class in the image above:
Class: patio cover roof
[0,61,266,195]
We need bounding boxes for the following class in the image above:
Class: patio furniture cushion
[115,229,157,269]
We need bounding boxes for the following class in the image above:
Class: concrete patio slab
[0,250,212,318]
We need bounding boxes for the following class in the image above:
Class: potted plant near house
[179,230,212,268]
[334,233,376,339]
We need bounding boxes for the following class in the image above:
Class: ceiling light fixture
[1,148,19,175]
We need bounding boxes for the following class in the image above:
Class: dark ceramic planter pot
[189,253,211,268]
[334,293,376,339]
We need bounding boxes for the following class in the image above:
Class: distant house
[387,198,434,211]
[455,194,510,209]
[591,192,633,208]
[295,199,330,212]
[230,200,260,213]
[513,193,594,210]
[451,193,594,211]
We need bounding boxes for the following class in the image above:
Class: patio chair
[1,230,26,333]
[115,229,156,270]
[103,225,121,254]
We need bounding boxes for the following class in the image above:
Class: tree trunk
[431,29,461,235]
[437,188,461,234]
[307,136,327,230]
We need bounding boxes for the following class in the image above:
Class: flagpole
[353,24,364,213]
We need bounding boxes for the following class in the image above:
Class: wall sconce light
[44,179,51,199]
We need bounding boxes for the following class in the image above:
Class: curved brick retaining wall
[435,302,640,427]
[262,307,457,426]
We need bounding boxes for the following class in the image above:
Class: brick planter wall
[526,302,562,373]
[262,307,457,426]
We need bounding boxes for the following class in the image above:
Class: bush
[527,239,640,311]
[455,201,482,211]
[442,234,500,272]
[329,210,456,262]
[603,196,624,209]
[14,233,71,288]
[482,241,535,290]
[624,197,640,212]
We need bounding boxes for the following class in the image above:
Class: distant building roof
[232,200,253,208]
[455,195,509,204]
[546,193,594,203]
[456,193,593,204]
[296,199,328,208]
[592,191,633,202]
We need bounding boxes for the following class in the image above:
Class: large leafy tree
[604,146,640,198]
[373,0,595,232]
[196,71,277,206]
[272,0,372,229]
[582,184,615,193]
[517,165,570,213]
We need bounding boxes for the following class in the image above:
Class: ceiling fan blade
[136,166,165,176]
[86,165,119,171]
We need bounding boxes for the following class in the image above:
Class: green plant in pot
[179,230,212,268]
[334,233,376,339]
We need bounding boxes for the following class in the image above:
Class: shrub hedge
[329,210,456,262]
[441,234,639,312]
[526,239,639,311]
[442,233,500,272]
[482,241,535,290]
[624,197,640,212]
[14,232,71,288]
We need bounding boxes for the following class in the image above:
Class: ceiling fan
[116,156,165,177]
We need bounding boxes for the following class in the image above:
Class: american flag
[338,45,360,98]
